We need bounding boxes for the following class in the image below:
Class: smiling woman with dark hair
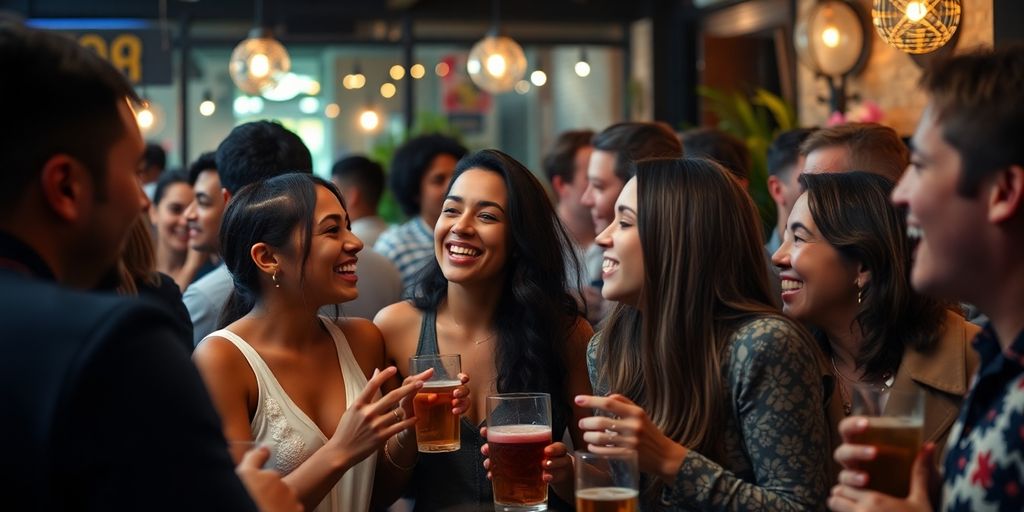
[771,170,979,482]
[375,149,593,511]
[577,157,829,511]
[193,173,466,512]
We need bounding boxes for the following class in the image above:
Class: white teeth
[336,263,356,273]
[781,279,804,291]
[449,245,481,257]
[907,225,923,241]
[602,258,619,272]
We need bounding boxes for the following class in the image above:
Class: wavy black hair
[410,149,581,428]
[388,134,467,217]
[218,173,345,327]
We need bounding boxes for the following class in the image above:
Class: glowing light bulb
[380,82,396,99]
[574,60,591,78]
[136,108,154,129]
[435,62,450,77]
[249,53,270,78]
[298,96,320,114]
[514,80,530,94]
[486,54,507,77]
[359,110,380,131]
[389,65,405,80]
[199,100,216,117]
[410,64,426,79]
[325,103,340,119]
[821,26,841,48]
[905,1,928,22]
[530,70,547,86]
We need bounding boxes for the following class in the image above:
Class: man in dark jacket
[0,22,298,511]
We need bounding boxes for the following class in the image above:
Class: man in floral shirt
[829,45,1024,511]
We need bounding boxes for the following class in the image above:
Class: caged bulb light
[467,34,527,94]
[872,0,960,54]
[229,29,291,95]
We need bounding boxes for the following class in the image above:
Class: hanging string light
[872,0,961,54]
[574,47,591,78]
[229,0,291,95]
[467,0,527,94]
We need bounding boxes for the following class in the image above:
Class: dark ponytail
[217,172,345,327]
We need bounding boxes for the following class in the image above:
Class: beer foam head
[576,487,639,501]
[487,424,552,443]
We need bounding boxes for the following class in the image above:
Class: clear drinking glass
[409,354,462,453]
[487,393,553,512]
[850,385,925,498]
[575,450,640,512]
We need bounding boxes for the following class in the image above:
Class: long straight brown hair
[599,157,786,475]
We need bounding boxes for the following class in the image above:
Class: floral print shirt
[942,324,1024,511]
[587,316,829,511]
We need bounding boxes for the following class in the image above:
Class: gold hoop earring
[272,270,280,288]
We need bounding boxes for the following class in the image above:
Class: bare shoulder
[374,300,422,331]
[373,300,423,369]
[334,317,386,378]
[192,334,251,381]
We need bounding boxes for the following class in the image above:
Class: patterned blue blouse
[587,315,829,511]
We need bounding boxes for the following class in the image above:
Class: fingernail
[574,396,585,405]
[853,473,866,486]
[863,446,876,459]
[856,418,869,429]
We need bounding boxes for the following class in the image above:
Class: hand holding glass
[409,354,462,453]
[487,393,552,512]
[849,385,924,498]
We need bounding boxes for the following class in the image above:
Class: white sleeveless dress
[203,316,376,512]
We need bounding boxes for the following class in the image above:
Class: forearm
[663,449,822,512]
[370,429,418,508]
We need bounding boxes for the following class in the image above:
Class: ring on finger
[392,409,402,422]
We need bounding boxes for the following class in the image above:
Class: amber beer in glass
[409,354,461,453]
[850,385,925,498]
[487,393,552,512]
[575,451,639,512]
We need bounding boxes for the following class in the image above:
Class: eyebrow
[789,221,812,234]
[445,195,507,213]
[617,205,637,215]
[317,213,343,226]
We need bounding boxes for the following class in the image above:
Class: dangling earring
[857,287,864,304]
[272,270,281,288]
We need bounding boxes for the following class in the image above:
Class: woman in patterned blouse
[575,158,830,511]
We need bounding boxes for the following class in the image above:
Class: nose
[580,184,595,207]
[183,200,198,222]
[595,221,614,249]
[771,239,791,269]
[451,212,475,237]
[344,229,364,254]
[136,179,150,213]
[891,165,913,207]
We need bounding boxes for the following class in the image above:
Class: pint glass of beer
[409,354,462,453]
[850,385,924,498]
[575,451,639,512]
[487,393,552,512]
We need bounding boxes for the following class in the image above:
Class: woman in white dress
[194,173,468,512]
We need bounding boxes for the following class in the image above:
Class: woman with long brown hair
[771,171,978,480]
[575,157,829,511]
